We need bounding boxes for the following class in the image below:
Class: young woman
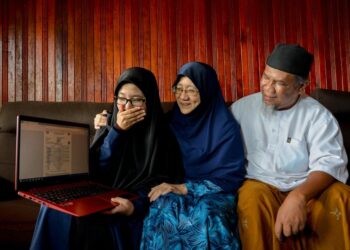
[30,67,183,250]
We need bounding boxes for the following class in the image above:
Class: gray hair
[295,75,309,85]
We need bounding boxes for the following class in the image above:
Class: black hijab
[90,67,184,193]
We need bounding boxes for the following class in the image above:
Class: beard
[262,102,277,117]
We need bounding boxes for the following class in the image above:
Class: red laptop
[14,115,138,217]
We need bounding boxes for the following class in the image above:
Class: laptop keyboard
[33,183,112,204]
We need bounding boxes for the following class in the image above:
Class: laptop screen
[15,115,90,190]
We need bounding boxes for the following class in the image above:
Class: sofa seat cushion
[0,198,40,249]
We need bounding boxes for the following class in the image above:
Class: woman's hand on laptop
[103,197,134,216]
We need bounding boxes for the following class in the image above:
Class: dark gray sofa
[0,89,349,249]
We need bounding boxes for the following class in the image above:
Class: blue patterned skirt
[141,192,240,250]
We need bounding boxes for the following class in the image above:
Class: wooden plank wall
[1,0,349,108]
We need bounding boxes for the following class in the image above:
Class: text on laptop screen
[19,120,89,181]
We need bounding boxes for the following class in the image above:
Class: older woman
[141,62,246,249]
[30,67,183,250]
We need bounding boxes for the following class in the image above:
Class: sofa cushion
[0,101,114,134]
[0,197,40,249]
[0,132,17,199]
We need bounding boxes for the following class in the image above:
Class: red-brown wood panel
[313,0,324,90]
[0,0,4,104]
[93,0,101,102]
[138,0,144,69]
[187,0,195,63]
[232,0,242,100]
[168,0,177,102]
[284,0,295,44]
[248,0,261,93]
[8,0,15,102]
[212,0,225,98]
[21,0,28,102]
[34,0,43,101]
[42,0,48,101]
[80,0,88,102]
[228,0,238,101]
[194,0,205,62]
[175,1,182,70]
[342,0,350,92]
[86,0,95,102]
[123,0,132,70]
[15,0,23,101]
[179,0,189,67]
[27,0,36,101]
[100,0,107,101]
[203,0,212,68]
[140,0,150,70]
[334,0,345,91]
[61,0,68,101]
[304,0,314,93]
[149,0,158,78]
[323,1,333,90]
[118,0,125,73]
[105,0,114,102]
[243,0,253,95]
[67,0,74,101]
[271,0,280,45]
[221,0,231,101]
[277,0,286,42]
[239,0,249,97]
[113,0,121,95]
[256,0,268,91]
[47,0,55,101]
[328,1,338,90]
[131,0,139,67]
[74,0,82,101]
[1,0,350,108]
[159,0,170,100]
[55,0,63,102]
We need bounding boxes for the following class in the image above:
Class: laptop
[14,115,138,217]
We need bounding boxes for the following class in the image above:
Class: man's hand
[148,183,187,202]
[275,191,307,240]
[116,107,146,130]
[274,171,335,240]
[103,197,134,216]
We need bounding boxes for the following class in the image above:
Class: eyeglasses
[173,86,199,97]
[114,96,146,107]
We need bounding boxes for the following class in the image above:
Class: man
[230,43,350,250]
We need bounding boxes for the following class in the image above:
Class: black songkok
[267,43,314,78]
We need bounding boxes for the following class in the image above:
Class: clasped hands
[274,191,308,241]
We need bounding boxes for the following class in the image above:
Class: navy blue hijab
[170,62,245,192]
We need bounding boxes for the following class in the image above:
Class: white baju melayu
[230,92,348,192]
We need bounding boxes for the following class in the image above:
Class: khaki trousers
[237,179,350,250]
